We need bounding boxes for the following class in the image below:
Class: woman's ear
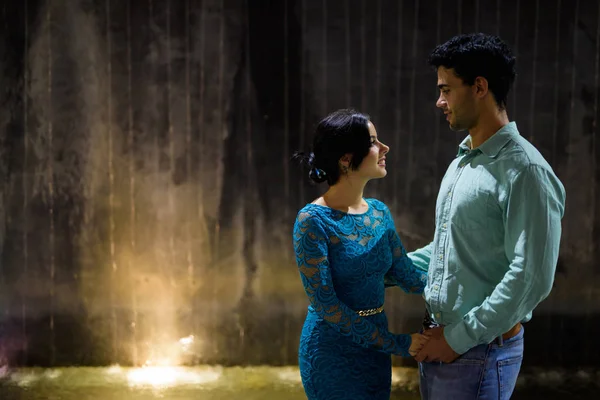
[339,154,352,168]
[339,154,352,174]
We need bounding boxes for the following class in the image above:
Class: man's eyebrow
[438,84,449,89]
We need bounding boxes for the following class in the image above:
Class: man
[409,33,566,399]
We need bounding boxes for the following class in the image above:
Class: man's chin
[449,123,467,132]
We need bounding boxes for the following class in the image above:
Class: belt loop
[496,335,504,347]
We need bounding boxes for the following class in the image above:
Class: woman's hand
[408,332,431,357]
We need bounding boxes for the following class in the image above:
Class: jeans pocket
[497,355,523,400]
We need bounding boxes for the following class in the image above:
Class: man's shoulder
[499,133,554,174]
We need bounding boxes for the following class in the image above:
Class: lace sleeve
[383,207,427,294]
[293,211,412,356]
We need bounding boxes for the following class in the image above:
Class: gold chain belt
[356,305,384,317]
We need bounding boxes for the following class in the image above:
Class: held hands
[413,327,460,363]
[408,332,432,357]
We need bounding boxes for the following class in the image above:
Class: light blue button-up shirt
[408,122,566,355]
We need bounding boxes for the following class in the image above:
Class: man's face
[435,66,478,132]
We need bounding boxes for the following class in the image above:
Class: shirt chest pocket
[449,170,503,231]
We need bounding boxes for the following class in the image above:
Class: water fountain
[0,0,599,398]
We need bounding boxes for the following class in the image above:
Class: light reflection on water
[0,366,597,399]
[0,366,420,400]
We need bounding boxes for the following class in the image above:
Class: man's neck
[468,109,510,149]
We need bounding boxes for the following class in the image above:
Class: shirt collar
[457,122,519,158]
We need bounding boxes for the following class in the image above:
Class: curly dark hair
[428,33,517,110]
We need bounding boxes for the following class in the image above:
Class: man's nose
[436,95,446,109]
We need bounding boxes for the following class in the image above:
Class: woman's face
[348,121,390,180]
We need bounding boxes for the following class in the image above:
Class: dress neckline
[307,199,371,216]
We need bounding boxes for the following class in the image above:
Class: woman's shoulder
[295,204,327,226]
[365,198,390,214]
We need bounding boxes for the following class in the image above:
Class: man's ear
[473,76,489,99]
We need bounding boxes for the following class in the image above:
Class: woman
[292,109,430,399]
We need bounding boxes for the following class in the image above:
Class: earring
[341,165,348,174]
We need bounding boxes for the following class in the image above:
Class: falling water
[393,0,403,213]
[404,0,419,206]
[126,0,139,366]
[105,0,118,362]
[585,0,600,361]
[149,0,161,360]
[552,0,561,165]
[21,0,29,365]
[565,0,579,280]
[238,1,253,348]
[185,0,194,289]
[373,0,383,197]
[375,0,382,121]
[283,0,290,219]
[322,0,327,116]
[46,2,56,366]
[546,0,562,367]
[299,0,306,205]
[197,0,209,312]
[360,0,366,112]
[529,0,540,142]
[282,0,291,364]
[561,0,581,365]
[0,0,597,373]
[344,0,351,107]
[496,0,501,35]
[214,0,225,262]
[474,0,480,32]
[0,79,5,330]
[167,0,176,292]
[457,0,462,33]
[214,0,225,350]
[511,0,520,116]
[432,0,442,184]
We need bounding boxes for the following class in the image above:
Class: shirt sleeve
[382,206,428,293]
[407,242,433,273]
[444,165,566,354]
[293,210,413,356]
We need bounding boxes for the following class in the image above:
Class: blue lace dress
[293,198,427,400]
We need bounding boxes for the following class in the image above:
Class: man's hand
[408,332,431,356]
[414,327,460,363]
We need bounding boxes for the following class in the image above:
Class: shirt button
[443,223,447,229]
[439,255,443,260]
[433,285,439,290]
[435,313,441,319]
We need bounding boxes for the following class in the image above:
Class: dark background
[0,0,598,373]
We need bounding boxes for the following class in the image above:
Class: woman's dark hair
[427,33,516,110]
[293,109,371,185]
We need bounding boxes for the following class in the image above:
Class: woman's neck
[321,177,368,213]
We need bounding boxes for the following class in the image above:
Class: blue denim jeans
[419,326,524,400]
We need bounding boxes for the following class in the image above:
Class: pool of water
[0,366,417,400]
[0,366,596,399]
